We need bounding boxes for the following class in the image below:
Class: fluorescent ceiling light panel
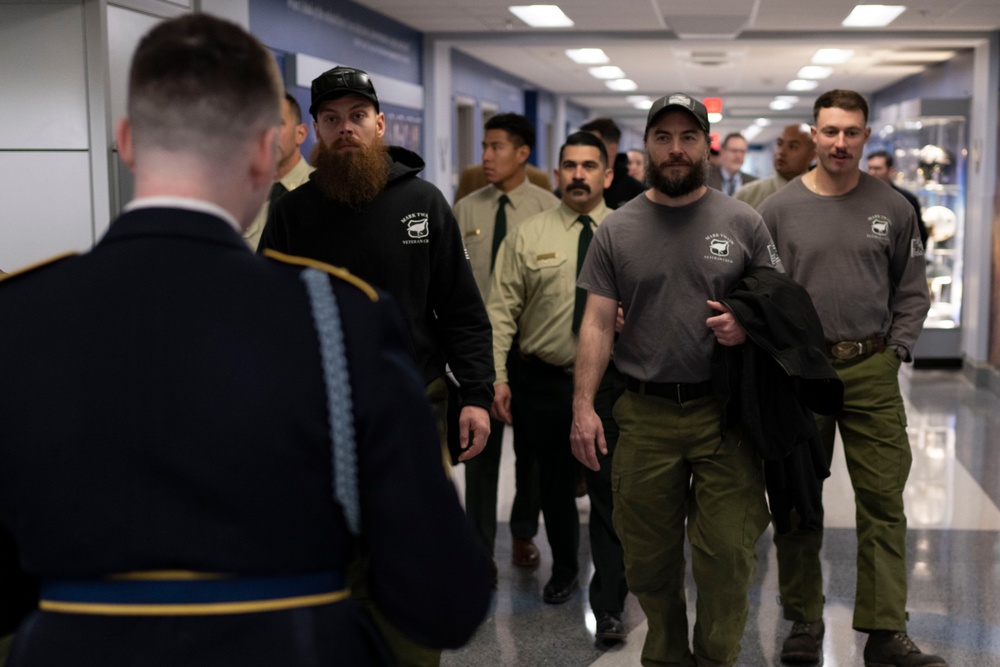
[707,112,723,123]
[787,79,819,91]
[776,96,801,103]
[842,5,906,27]
[588,66,626,80]
[627,95,650,104]
[769,100,794,110]
[813,48,855,64]
[797,66,834,79]
[885,50,957,62]
[509,5,574,28]
[754,118,771,126]
[605,79,638,91]
[633,99,654,110]
[743,125,762,141]
[565,48,609,64]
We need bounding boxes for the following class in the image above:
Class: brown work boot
[780,619,824,664]
[864,631,948,667]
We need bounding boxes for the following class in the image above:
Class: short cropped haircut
[721,132,746,148]
[813,89,869,125]
[560,131,609,167]
[578,118,621,144]
[485,113,536,150]
[127,14,283,163]
[285,93,304,124]
[867,149,893,168]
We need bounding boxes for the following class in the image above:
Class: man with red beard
[258,68,494,666]
[260,67,492,460]
[571,93,778,666]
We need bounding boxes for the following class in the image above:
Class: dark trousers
[587,362,629,613]
[463,352,540,556]
[510,356,579,584]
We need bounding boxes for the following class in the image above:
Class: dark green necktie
[269,181,288,210]
[490,194,510,271]
[572,215,594,333]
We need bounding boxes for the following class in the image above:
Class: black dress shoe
[595,611,626,646]
[542,577,577,604]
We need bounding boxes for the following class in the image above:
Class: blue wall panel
[249,0,421,82]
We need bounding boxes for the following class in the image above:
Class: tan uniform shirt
[487,201,609,384]
[453,177,560,299]
[734,174,789,211]
[243,156,315,251]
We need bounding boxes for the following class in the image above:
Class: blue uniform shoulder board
[0,251,78,285]
[263,249,378,302]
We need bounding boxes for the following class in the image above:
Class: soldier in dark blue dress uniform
[0,14,491,666]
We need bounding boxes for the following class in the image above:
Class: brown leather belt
[625,377,714,403]
[826,333,885,360]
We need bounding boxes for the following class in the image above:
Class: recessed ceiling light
[754,118,771,126]
[627,95,650,104]
[605,79,638,91]
[797,66,834,79]
[743,125,762,141]
[633,99,653,110]
[841,5,906,27]
[770,100,794,110]
[813,48,855,64]
[708,112,723,123]
[776,96,801,103]
[509,5,574,28]
[787,79,819,91]
[588,66,626,80]
[565,48,609,64]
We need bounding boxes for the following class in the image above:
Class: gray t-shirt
[578,188,782,383]
[758,173,930,352]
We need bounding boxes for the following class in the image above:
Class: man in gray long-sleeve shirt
[759,89,943,667]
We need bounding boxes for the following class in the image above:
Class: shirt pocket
[524,251,570,299]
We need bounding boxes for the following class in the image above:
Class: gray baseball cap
[645,93,710,133]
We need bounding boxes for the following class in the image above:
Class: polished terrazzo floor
[445,366,1000,666]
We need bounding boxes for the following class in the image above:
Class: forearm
[573,302,616,410]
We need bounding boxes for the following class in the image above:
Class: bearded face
[646,150,708,199]
[311,133,390,210]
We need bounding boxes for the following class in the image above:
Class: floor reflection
[446,367,1000,666]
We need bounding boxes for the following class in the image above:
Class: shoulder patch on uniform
[0,251,78,284]
[262,249,379,302]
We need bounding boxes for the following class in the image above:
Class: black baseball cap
[645,93,710,133]
[309,66,379,117]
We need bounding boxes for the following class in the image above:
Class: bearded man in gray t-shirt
[570,93,780,667]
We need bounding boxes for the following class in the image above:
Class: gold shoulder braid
[262,249,378,302]
[0,252,78,284]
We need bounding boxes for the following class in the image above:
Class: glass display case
[872,98,968,361]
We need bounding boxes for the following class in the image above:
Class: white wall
[0,3,93,272]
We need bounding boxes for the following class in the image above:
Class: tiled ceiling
[354,0,998,142]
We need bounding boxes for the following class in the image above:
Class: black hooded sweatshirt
[260,146,494,412]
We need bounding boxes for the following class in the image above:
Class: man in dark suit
[578,118,646,209]
[0,14,491,667]
[708,132,758,195]
[867,149,929,246]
